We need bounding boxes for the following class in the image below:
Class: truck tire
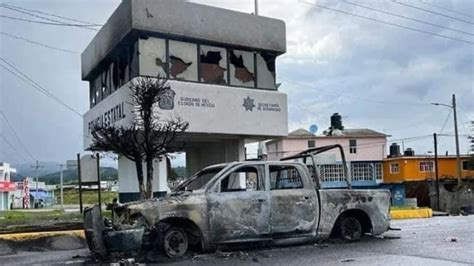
[162,227,189,258]
[338,216,362,242]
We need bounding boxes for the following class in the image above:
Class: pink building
[265,114,389,187]
[266,128,388,162]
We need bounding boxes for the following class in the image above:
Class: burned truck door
[269,164,318,236]
[207,164,271,243]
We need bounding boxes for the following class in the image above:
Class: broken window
[89,81,96,107]
[220,166,263,192]
[256,52,276,89]
[168,40,198,81]
[229,49,255,87]
[270,165,303,190]
[199,45,227,85]
[112,51,129,90]
[129,40,139,80]
[139,37,167,77]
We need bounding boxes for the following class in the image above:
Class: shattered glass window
[112,52,129,90]
[270,165,303,190]
[168,40,198,81]
[129,40,139,80]
[89,82,96,107]
[229,49,255,87]
[139,37,167,77]
[199,45,227,85]
[256,52,276,89]
[93,75,102,103]
[220,166,262,192]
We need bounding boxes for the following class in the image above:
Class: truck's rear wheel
[339,216,362,242]
[162,227,188,258]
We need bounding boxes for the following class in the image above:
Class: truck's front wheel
[162,227,189,258]
[338,216,362,242]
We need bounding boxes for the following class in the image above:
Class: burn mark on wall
[200,51,226,84]
[230,50,254,84]
[170,55,192,79]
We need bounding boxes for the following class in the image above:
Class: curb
[0,230,85,241]
[390,208,433,220]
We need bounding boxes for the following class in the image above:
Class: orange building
[383,155,474,183]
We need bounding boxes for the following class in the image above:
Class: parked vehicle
[84,145,391,258]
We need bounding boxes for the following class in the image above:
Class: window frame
[390,163,399,174]
[419,161,434,172]
[462,160,474,171]
[308,140,315,148]
[349,139,357,154]
[269,164,305,190]
[215,164,264,193]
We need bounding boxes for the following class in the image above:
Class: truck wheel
[339,216,362,242]
[162,227,188,258]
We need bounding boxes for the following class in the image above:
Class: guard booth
[81,0,288,202]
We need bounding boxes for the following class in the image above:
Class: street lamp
[431,94,462,187]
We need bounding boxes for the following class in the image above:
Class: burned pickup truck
[85,145,391,258]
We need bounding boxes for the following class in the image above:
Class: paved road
[1,216,473,265]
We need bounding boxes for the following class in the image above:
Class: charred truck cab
[84,145,391,258]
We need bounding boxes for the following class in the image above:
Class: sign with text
[83,79,288,148]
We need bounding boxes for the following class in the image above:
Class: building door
[208,165,270,243]
[269,164,318,236]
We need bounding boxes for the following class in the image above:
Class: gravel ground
[0,215,473,265]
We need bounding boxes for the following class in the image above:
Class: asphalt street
[1,215,473,265]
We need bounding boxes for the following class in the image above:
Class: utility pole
[254,0,259,15]
[58,164,66,209]
[452,94,462,186]
[431,94,462,186]
[31,160,43,208]
[433,133,440,211]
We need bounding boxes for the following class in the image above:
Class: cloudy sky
[0,0,472,167]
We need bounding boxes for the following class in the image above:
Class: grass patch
[60,190,118,205]
[0,210,83,226]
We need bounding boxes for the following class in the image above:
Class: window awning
[30,191,48,200]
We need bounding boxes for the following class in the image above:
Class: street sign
[80,155,98,183]
[67,160,78,169]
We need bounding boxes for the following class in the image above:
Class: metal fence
[317,162,383,183]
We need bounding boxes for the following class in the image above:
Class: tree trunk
[134,159,146,200]
[145,157,154,199]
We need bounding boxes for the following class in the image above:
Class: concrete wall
[83,78,288,149]
[185,139,245,176]
[118,155,169,202]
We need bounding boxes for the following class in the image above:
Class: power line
[279,76,432,106]
[0,57,83,117]
[299,1,474,45]
[417,0,474,19]
[0,111,36,161]
[0,15,99,31]
[0,4,100,31]
[0,133,30,163]
[392,0,474,25]
[0,31,78,54]
[342,0,473,36]
[0,2,102,26]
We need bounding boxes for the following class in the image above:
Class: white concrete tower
[81,0,287,202]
